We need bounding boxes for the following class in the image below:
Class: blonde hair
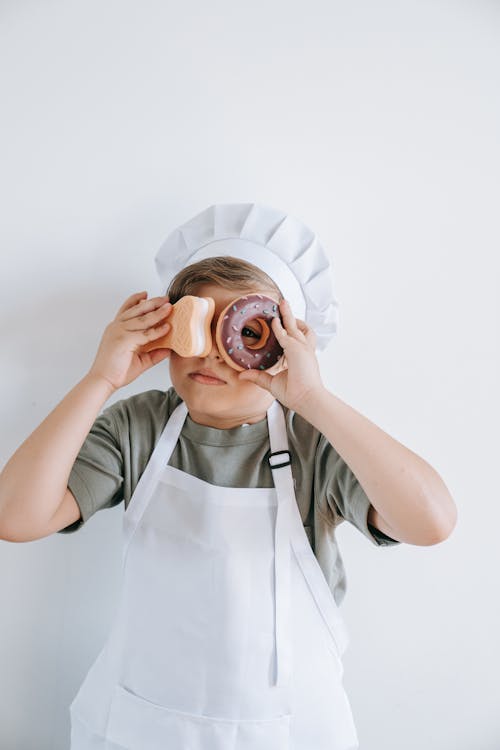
[166,256,283,304]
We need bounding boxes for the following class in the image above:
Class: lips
[189,368,227,384]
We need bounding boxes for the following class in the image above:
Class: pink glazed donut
[215,294,284,371]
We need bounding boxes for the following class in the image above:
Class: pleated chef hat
[154,202,339,350]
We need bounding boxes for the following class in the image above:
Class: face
[168,283,287,428]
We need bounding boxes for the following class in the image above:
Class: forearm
[298,387,457,545]
[0,372,116,533]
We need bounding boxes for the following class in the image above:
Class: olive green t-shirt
[60,387,400,606]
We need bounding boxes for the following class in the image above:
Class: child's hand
[237,299,325,412]
[87,292,173,391]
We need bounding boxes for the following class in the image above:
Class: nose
[205,318,223,361]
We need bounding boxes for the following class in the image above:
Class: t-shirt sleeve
[57,405,124,534]
[315,433,401,547]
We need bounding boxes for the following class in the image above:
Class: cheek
[168,353,189,380]
[170,352,194,368]
[168,352,180,370]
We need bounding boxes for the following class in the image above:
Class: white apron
[69,398,359,749]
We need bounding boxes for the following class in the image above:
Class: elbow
[421,494,458,546]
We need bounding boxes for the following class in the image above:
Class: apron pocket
[106,684,291,750]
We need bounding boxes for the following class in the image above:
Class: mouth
[189,369,227,385]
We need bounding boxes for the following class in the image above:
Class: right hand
[87,291,173,391]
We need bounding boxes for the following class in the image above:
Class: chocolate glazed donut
[215,294,284,371]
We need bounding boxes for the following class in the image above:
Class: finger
[295,318,315,345]
[271,314,293,346]
[116,291,149,316]
[142,348,172,367]
[134,319,173,351]
[279,299,304,337]
[120,297,172,320]
[121,295,169,317]
[126,308,172,335]
[238,369,274,392]
[300,320,316,343]
[305,327,317,348]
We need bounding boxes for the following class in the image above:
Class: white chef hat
[154,202,340,350]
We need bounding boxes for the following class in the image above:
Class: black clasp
[268,450,292,470]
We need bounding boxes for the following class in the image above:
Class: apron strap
[267,400,351,672]
[267,400,295,688]
[123,401,188,549]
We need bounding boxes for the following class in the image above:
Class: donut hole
[242,317,271,350]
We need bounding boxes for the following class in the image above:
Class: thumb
[238,369,274,392]
[145,349,171,367]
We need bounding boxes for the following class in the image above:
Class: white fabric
[154,203,340,351]
[187,239,307,321]
[69,400,359,749]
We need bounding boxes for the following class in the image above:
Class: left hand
[237,299,325,412]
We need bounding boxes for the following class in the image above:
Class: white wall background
[0,1,498,748]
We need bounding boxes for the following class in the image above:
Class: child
[0,203,457,749]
